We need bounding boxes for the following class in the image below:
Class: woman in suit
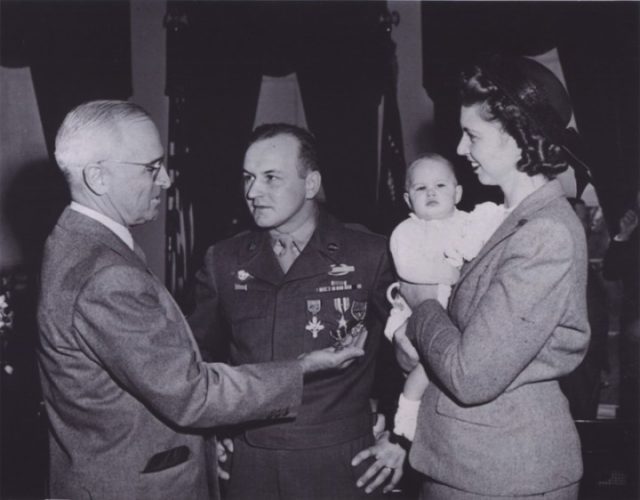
[399,54,590,499]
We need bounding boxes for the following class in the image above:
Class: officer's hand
[216,438,234,481]
[372,413,386,439]
[352,430,406,494]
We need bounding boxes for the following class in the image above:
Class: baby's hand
[393,321,408,342]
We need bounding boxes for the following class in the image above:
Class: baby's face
[404,160,462,220]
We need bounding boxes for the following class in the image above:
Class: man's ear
[455,185,463,204]
[305,170,322,199]
[82,164,109,195]
[403,192,412,210]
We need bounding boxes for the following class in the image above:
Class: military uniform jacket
[37,208,304,500]
[190,210,394,449]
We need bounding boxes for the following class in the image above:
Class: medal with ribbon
[348,300,368,339]
[330,297,351,348]
[305,299,324,338]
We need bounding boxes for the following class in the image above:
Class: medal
[349,322,368,339]
[330,297,351,348]
[351,300,367,322]
[334,297,350,330]
[305,299,324,338]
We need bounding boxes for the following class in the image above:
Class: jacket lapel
[59,207,148,272]
[236,231,284,286]
[235,210,344,286]
[451,180,566,302]
[284,211,344,283]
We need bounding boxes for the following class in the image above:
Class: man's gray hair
[54,100,150,178]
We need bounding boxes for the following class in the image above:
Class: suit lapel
[59,207,149,272]
[451,180,566,303]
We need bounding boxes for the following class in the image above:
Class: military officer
[189,124,403,499]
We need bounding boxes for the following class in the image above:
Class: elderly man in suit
[37,100,365,500]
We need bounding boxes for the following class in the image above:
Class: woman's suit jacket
[406,180,590,496]
[38,208,304,500]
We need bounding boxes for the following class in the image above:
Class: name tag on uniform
[316,280,362,293]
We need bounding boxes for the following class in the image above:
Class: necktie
[274,236,298,273]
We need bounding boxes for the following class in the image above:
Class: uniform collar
[238,207,345,285]
[269,206,318,255]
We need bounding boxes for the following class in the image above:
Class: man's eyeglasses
[97,157,166,181]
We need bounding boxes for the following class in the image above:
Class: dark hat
[478,54,572,144]
[479,54,591,193]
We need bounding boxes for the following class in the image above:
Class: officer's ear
[82,163,109,196]
[305,170,322,200]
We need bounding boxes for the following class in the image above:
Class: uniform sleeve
[74,265,302,428]
[188,245,227,361]
[407,219,587,405]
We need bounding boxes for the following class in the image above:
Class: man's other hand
[352,430,406,494]
[216,437,234,481]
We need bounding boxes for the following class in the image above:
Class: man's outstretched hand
[298,327,367,375]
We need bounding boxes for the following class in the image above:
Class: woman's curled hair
[459,61,571,180]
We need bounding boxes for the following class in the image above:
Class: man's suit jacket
[407,180,590,496]
[37,208,304,500]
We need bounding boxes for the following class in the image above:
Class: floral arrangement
[0,282,13,334]
[1,276,15,375]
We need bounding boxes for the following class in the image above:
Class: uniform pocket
[227,290,271,322]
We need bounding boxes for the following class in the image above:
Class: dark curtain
[421,2,639,228]
[557,3,640,228]
[165,1,392,306]
[1,0,133,157]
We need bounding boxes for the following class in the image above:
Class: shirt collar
[269,210,318,254]
[69,201,134,250]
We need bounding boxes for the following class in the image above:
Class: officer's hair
[405,153,458,191]
[248,123,320,177]
[55,100,151,181]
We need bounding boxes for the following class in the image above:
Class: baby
[387,153,507,441]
